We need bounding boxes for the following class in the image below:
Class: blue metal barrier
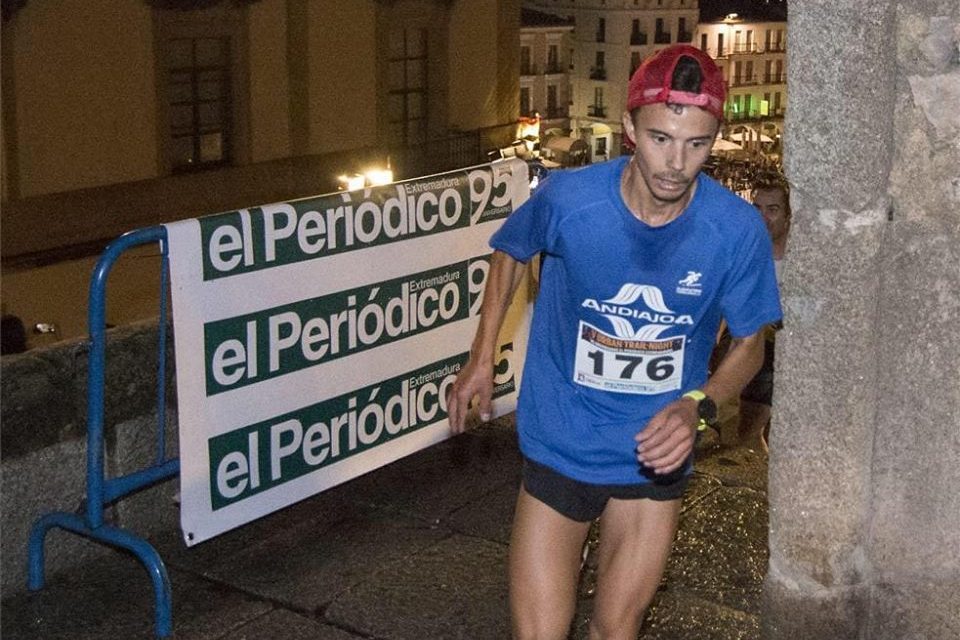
[26,226,179,639]
[23,160,549,639]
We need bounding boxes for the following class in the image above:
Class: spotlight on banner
[364,167,394,186]
[338,173,366,191]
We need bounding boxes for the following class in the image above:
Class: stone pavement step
[1,417,769,640]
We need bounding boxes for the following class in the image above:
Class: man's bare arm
[635,330,767,474]
[701,331,767,407]
[447,250,527,432]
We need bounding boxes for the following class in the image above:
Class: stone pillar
[867,4,960,638]
[765,1,960,638]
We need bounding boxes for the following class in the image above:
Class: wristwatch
[682,390,718,431]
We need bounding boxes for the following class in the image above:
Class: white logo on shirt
[581,283,693,340]
[677,271,703,296]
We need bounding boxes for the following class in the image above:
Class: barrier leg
[25,512,173,638]
[26,511,68,590]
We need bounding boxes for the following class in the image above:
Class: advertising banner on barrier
[165,159,532,545]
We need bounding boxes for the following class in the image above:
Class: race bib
[573,321,684,394]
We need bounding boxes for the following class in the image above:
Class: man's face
[622,104,719,204]
[753,188,790,242]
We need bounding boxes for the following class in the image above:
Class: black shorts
[521,457,689,522]
[740,338,776,406]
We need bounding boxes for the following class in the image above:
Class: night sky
[698,0,788,22]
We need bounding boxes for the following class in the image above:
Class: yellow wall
[1,0,517,213]
[308,1,378,154]
[449,0,505,130]
[11,0,158,197]
[248,0,292,163]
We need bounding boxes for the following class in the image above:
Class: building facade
[520,8,575,133]
[695,12,788,156]
[0,0,521,346]
[1,0,521,263]
[523,0,787,162]
[525,0,699,162]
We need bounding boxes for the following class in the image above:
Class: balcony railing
[730,75,758,87]
[761,73,787,84]
[731,43,760,54]
[630,32,648,45]
[588,105,607,118]
[523,63,566,77]
[725,108,786,122]
[589,67,607,80]
[387,122,517,182]
[677,30,692,43]
[654,32,671,44]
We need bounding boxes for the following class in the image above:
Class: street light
[337,163,394,191]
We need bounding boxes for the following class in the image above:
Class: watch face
[699,397,718,423]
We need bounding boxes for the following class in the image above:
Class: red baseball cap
[626,44,726,121]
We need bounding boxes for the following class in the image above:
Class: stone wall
[765,2,960,638]
[0,321,181,597]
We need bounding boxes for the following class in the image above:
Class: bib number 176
[573,321,685,394]
[585,351,675,381]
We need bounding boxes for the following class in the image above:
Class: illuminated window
[166,37,231,172]
[387,28,428,147]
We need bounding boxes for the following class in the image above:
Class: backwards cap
[626,44,726,121]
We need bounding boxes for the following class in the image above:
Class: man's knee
[587,602,649,640]
[512,611,574,640]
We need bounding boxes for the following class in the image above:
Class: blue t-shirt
[490,156,782,485]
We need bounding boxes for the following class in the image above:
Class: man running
[448,44,782,639]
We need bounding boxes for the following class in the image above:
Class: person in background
[736,177,790,452]
[1,314,29,355]
[447,44,782,639]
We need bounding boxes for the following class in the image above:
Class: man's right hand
[445,250,526,434]
[446,357,494,434]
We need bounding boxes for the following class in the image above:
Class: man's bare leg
[509,487,592,640]
[588,497,682,640]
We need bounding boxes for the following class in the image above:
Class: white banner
[165,159,532,545]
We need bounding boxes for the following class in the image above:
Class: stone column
[867,5,960,638]
[764,0,897,636]
[765,2,960,639]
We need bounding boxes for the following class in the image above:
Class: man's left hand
[635,398,698,474]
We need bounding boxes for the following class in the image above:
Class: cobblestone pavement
[2,416,769,640]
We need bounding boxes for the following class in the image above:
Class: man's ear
[621,111,636,147]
